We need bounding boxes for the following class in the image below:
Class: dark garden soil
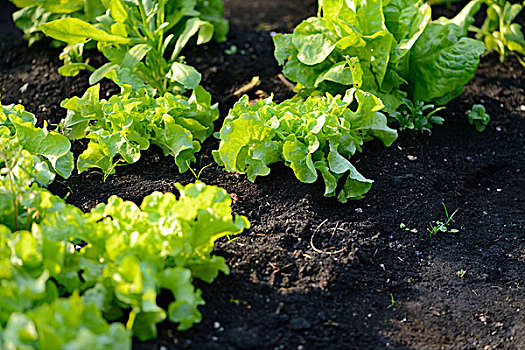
[1,0,524,349]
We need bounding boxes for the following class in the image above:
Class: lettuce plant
[0,143,249,342]
[213,89,397,202]
[59,71,218,178]
[273,0,486,115]
[10,0,105,46]
[0,102,73,186]
[2,295,131,349]
[39,0,228,94]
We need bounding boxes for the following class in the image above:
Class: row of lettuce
[214,0,524,201]
[1,0,523,347]
[0,102,249,347]
[3,0,250,348]
[9,0,524,202]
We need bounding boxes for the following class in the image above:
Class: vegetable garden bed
[0,0,524,349]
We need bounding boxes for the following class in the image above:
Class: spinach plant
[213,88,397,202]
[10,0,105,46]
[273,0,486,116]
[40,0,228,94]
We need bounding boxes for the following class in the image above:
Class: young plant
[427,203,459,238]
[40,0,228,94]
[439,0,525,66]
[273,0,486,114]
[390,99,445,132]
[213,88,398,202]
[468,104,491,132]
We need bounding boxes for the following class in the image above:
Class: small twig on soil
[277,73,296,91]
[310,226,346,255]
[316,219,329,231]
[269,262,294,274]
[233,76,261,97]
[404,199,416,209]
[329,222,339,243]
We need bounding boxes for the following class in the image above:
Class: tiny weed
[187,162,213,180]
[427,203,459,238]
[225,45,238,55]
[387,293,395,309]
[400,223,411,231]
[456,270,467,278]
[390,99,445,132]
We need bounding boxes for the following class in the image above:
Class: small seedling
[225,45,238,55]
[390,99,445,132]
[456,269,467,278]
[187,162,213,180]
[400,223,411,231]
[427,203,459,238]
[387,293,395,309]
[468,104,490,132]
[400,223,417,233]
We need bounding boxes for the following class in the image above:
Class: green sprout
[428,203,459,238]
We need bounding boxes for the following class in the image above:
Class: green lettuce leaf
[215,89,397,202]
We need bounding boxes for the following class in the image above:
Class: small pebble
[355,208,363,213]
[407,155,417,161]
[19,83,29,93]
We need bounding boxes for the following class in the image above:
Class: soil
[1,1,524,349]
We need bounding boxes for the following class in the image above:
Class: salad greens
[438,0,525,66]
[273,0,486,115]
[59,72,218,178]
[2,295,131,349]
[213,88,397,202]
[10,0,105,46]
[39,0,229,94]
[1,101,73,186]
[0,139,249,343]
